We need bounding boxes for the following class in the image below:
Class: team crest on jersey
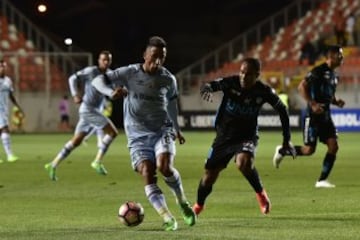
[230,89,241,96]
[160,87,167,95]
[324,71,330,79]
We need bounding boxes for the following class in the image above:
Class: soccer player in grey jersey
[44,51,124,181]
[0,60,23,163]
[92,36,196,231]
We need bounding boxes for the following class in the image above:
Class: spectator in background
[346,12,356,46]
[58,95,71,131]
[0,59,23,163]
[355,10,360,46]
[299,38,317,65]
[333,10,347,46]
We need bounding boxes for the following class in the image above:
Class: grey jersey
[93,64,179,138]
[69,66,112,113]
[0,76,13,114]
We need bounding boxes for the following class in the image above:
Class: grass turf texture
[0,131,359,240]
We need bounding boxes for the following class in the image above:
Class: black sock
[318,153,336,181]
[196,179,213,206]
[243,168,262,193]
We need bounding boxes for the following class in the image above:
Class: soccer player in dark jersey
[273,45,345,188]
[192,58,295,216]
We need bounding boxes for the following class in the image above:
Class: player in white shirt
[44,51,124,181]
[92,36,196,231]
[0,60,23,163]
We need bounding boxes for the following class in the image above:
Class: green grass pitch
[0,131,359,240]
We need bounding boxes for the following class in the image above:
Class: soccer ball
[118,201,144,227]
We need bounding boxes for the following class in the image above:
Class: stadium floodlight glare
[37,4,47,13]
[64,38,73,46]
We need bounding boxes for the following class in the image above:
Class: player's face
[239,62,258,89]
[143,46,166,74]
[0,62,6,77]
[330,48,344,68]
[98,53,112,71]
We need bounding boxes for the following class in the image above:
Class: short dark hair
[99,50,111,56]
[325,45,342,55]
[243,57,261,73]
[147,36,167,48]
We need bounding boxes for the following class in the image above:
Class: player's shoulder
[311,63,328,75]
[77,65,97,75]
[2,76,13,85]
[114,63,140,75]
[159,66,175,79]
[255,79,272,91]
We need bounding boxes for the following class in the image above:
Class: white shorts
[75,109,110,135]
[128,127,176,170]
[0,113,9,129]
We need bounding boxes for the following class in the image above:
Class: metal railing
[175,0,324,95]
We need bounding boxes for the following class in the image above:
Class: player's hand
[176,131,186,145]
[73,95,82,104]
[111,87,128,99]
[280,141,296,159]
[335,98,345,108]
[310,101,324,114]
[200,83,213,102]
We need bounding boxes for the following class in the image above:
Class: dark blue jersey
[209,76,290,142]
[304,63,338,118]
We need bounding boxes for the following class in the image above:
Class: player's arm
[298,78,324,114]
[167,95,185,144]
[332,96,345,108]
[270,91,296,158]
[200,78,224,102]
[68,71,84,104]
[92,74,126,100]
[9,92,24,116]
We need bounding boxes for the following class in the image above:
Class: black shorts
[204,136,258,170]
[303,115,337,146]
[61,114,69,123]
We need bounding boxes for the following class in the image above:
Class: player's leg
[193,138,230,216]
[91,118,118,175]
[96,128,105,148]
[0,126,19,162]
[315,121,338,188]
[273,116,317,168]
[82,127,96,145]
[131,143,177,231]
[155,130,196,226]
[236,149,270,215]
[44,117,88,181]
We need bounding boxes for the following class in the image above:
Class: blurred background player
[0,59,24,163]
[44,51,124,180]
[58,95,71,131]
[11,105,25,133]
[193,58,295,216]
[273,45,345,188]
[82,97,113,147]
[92,36,196,231]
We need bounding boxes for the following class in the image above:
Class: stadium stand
[177,0,360,111]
